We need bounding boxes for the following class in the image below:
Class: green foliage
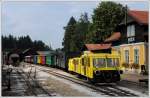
[2,35,17,49]
[2,34,51,51]
[33,40,50,51]
[62,1,127,62]
[89,1,126,43]
[62,16,77,53]
[131,63,140,69]
[63,1,126,54]
[17,35,32,49]
[63,13,90,53]
[62,14,91,67]
[122,62,129,68]
[74,12,90,51]
[62,16,77,66]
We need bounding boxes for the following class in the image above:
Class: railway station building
[117,10,148,74]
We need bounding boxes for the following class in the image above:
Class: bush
[131,63,139,69]
[122,62,129,68]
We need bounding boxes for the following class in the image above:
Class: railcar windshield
[107,58,119,67]
[93,58,106,67]
[93,58,119,68]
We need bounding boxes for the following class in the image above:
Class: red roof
[128,10,148,25]
[85,44,112,51]
[104,32,121,42]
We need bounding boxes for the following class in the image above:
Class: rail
[14,67,51,96]
[36,65,138,97]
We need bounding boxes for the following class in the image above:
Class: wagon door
[83,57,86,76]
[78,59,81,74]
[86,57,92,78]
[46,56,51,66]
[77,58,81,74]
[68,59,72,71]
[81,57,86,76]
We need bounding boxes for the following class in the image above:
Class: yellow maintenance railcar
[68,49,123,83]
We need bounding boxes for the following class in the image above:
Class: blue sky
[2,1,149,49]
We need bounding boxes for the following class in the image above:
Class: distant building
[5,49,22,66]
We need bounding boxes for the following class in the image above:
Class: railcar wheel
[87,78,96,84]
[103,72,112,83]
[77,74,82,79]
[113,72,120,82]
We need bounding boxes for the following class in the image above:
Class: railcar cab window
[93,58,106,68]
[107,58,119,67]
[114,58,119,66]
[107,58,113,67]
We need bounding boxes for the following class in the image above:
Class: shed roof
[22,48,38,56]
[85,44,112,51]
[104,32,121,42]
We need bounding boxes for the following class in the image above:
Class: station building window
[127,25,135,37]
[134,49,139,64]
[127,25,135,43]
[125,50,129,63]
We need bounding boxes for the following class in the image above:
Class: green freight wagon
[46,55,55,67]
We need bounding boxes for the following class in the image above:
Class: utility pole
[125,4,128,35]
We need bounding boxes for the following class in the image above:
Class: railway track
[15,69,36,96]
[95,84,138,96]
[14,67,51,96]
[35,65,139,97]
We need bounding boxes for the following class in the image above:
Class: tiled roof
[85,44,112,51]
[104,32,121,42]
[22,48,31,54]
[128,10,148,25]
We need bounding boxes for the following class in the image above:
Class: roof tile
[85,44,112,51]
[128,10,148,24]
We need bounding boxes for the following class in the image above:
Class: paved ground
[117,71,149,95]
[2,64,100,96]
[121,72,148,83]
[2,66,29,96]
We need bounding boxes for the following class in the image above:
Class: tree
[62,16,77,53]
[63,13,90,53]
[33,40,48,51]
[62,16,77,68]
[17,35,32,50]
[2,34,51,52]
[85,22,96,43]
[74,12,90,51]
[88,1,126,43]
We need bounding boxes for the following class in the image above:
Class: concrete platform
[2,66,29,96]
[121,72,148,84]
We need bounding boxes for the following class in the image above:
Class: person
[141,65,146,75]
[7,64,13,90]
